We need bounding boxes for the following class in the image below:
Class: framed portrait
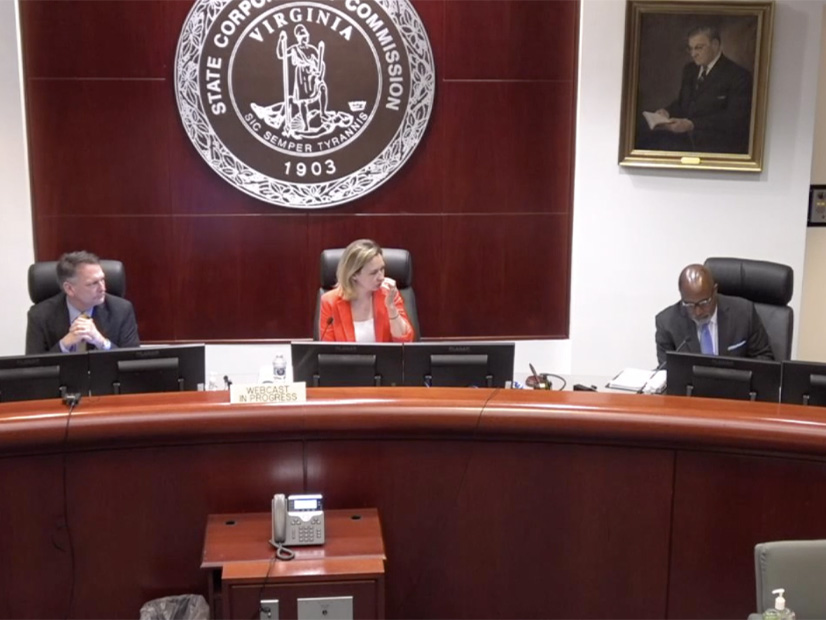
[618,0,774,172]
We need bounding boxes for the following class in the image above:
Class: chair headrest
[704,257,793,306]
[320,248,413,289]
[28,260,127,304]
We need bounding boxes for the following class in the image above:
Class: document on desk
[607,368,658,392]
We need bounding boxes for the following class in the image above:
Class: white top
[353,319,376,343]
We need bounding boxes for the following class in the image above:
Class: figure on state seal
[251,24,353,140]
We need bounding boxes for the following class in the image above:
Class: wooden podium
[201,508,386,619]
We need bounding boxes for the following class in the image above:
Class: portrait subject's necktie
[700,322,714,355]
[696,66,706,89]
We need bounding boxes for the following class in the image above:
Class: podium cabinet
[202,509,385,619]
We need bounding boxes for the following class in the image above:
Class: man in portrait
[639,25,753,154]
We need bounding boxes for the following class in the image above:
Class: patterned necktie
[700,322,714,355]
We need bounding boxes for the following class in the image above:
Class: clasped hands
[654,109,694,133]
[61,314,106,350]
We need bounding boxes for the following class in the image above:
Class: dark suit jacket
[655,294,773,366]
[665,54,753,153]
[25,293,140,355]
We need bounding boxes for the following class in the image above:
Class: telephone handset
[270,493,325,555]
[272,494,287,544]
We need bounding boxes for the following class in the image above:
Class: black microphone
[638,336,692,394]
[320,316,334,341]
[658,335,692,371]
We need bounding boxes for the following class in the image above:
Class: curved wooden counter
[2,388,826,619]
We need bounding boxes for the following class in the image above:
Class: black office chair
[704,257,794,361]
[28,259,127,304]
[313,248,420,340]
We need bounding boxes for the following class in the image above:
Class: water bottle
[207,372,221,391]
[763,588,795,620]
[273,354,287,383]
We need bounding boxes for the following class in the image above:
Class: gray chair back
[754,540,826,618]
[28,260,126,304]
[314,248,420,340]
[704,257,794,360]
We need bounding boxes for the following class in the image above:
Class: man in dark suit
[642,26,752,154]
[26,251,140,354]
[655,264,773,366]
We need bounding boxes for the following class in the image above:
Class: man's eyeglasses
[686,43,709,53]
[681,296,714,310]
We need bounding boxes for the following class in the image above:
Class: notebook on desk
[607,368,666,394]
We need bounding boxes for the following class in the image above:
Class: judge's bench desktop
[1,342,825,407]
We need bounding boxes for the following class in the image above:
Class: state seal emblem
[175,0,435,208]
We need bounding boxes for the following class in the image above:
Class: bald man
[655,264,773,366]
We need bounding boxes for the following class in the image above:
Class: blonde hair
[336,239,384,301]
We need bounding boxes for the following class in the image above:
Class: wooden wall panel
[21,0,579,341]
[437,214,571,337]
[307,440,673,619]
[443,0,579,81]
[19,1,174,79]
[442,81,574,213]
[668,451,826,619]
[0,454,68,619]
[171,215,311,339]
[25,79,172,217]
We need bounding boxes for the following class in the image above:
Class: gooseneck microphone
[638,336,692,394]
[658,335,692,371]
[320,316,334,341]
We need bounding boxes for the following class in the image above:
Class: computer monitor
[88,345,205,395]
[666,351,781,403]
[291,342,404,387]
[402,342,515,388]
[0,352,89,402]
[781,360,826,406]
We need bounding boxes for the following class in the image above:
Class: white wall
[0,1,35,355]
[798,8,826,362]
[570,0,823,375]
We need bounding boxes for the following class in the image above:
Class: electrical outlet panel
[297,596,353,620]
[260,599,279,620]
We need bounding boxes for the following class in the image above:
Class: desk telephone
[270,493,325,549]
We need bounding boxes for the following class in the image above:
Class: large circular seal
[175,0,435,209]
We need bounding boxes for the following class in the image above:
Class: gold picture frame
[618,0,774,172]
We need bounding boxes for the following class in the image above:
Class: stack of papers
[607,368,666,394]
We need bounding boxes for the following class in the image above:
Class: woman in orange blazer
[319,239,414,342]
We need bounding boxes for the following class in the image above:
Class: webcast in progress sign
[175,0,435,208]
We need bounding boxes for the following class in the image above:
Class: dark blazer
[25,292,140,355]
[655,294,773,366]
[665,54,753,153]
